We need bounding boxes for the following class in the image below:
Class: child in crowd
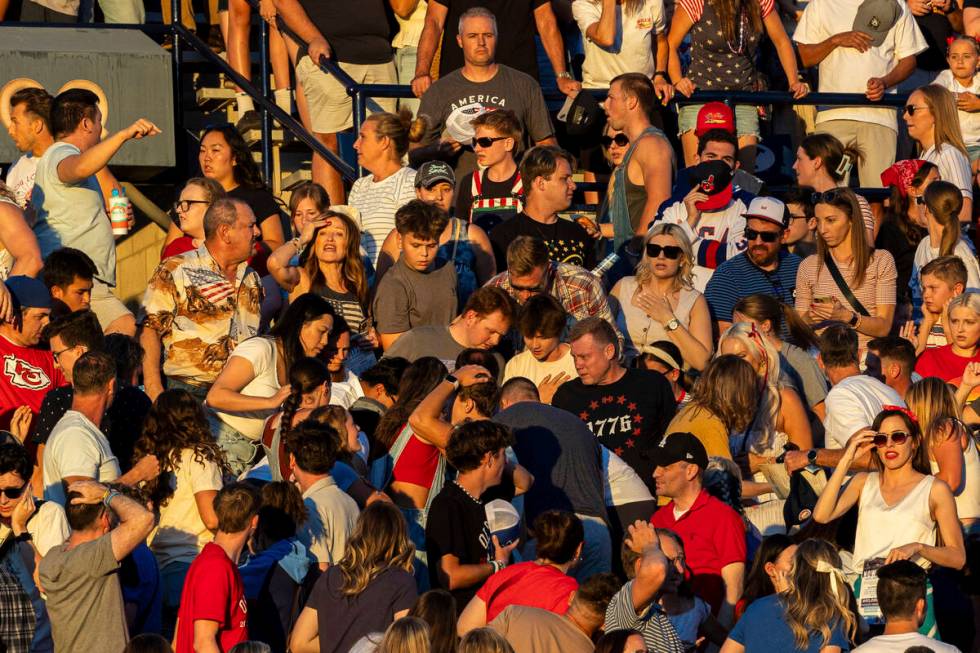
[932,36,980,173]
[454,110,525,234]
[905,255,967,353]
[912,180,980,295]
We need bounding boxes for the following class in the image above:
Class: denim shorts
[678,103,760,138]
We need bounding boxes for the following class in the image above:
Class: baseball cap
[6,276,51,311]
[485,499,521,547]
[654,432,709,469]
[742,196,788,229]
[688,160,733,212]
[852,0,901,47]
[695,102,735,137]
[559,91,603,136]
[415,160,456,189]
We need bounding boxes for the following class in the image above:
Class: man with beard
[703,197,802,335]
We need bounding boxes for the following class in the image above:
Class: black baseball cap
[654,432,709,469]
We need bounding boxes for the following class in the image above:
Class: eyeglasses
[472,136,507,149]
[0,483,27,500]
[811,189,846,204]
[744,228,781,243]
[173,199,210,213]
[645,244,684,259]
[52,346,76,363]
[872,430,910,447]
[904,104,930,116]
[600,134,629,148]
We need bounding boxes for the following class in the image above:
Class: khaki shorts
[90,279,133,331]
[295,56,397,134]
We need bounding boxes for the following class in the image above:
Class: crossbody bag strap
[824,255,870,317]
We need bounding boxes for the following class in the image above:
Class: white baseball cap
[741,196,788,229]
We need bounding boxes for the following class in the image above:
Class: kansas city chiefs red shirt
[0,334,66,431]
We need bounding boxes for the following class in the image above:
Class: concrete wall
[113,223,167,310]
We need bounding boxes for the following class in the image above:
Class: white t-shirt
[149,448,224,568]
[329,369,364,409]
[932,70,980,148]
[213,336,281,441]
[393,0,427,49]
[42,410,121,506]
[913,236,980,291]
[853,632,960,652]
[572,0,665,88]
[348,167,417,266]
[660,198,748,291]
[824,375,904,450]
[5,153,38,209]
[794,0,927,131]
[502,346,579,386]
[921,143,974,199]
[32,141,117,285]
[602,446,654,506]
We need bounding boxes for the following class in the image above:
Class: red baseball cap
[695,102,735,137]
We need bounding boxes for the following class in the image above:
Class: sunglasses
[173,199,210,214]
[872,430,910,447]
[811,189,846,204]
[646,244,684,259]
[472,136,507,148]
[0,483,27,500]
[904,104,929,116]
[914,195,926,205]
[744,228,781,243]
[600,134,630,148]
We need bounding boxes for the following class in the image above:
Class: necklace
[726,11,746,55]
[454,479,481,504]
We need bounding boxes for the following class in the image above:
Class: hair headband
[641,345,681,371]
[882,405,919,424]
[835,154,853,178]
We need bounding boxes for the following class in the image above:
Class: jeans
[160,561,191,639]
[210,413,259,476]
[394,46,420,114]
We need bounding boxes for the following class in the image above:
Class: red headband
[880,159,927,197]
[882,405,919,424]
[947,35,980,47]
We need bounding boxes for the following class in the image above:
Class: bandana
[880,159,926,197]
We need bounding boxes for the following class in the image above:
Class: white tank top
[853,473,936,573]
[930,437,980,521]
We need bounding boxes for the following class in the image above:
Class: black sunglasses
[600,134,629,148]
[0,483,27,500]
[646,244,684,259]
[872,431,910,446]
[744,228,780,243]
[472,136,507,148]
[904,104,929,116]
[811,189,846,204]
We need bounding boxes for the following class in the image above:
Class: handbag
[824,254,870,317]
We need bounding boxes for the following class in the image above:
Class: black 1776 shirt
[552,368,676,494]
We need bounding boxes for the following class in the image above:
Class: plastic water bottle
[109,189,130,236]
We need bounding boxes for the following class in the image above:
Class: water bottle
[109,188,130,236]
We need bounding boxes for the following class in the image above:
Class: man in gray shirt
[32,89,160,336]
[374,200,458,350]
[39,479,155,653]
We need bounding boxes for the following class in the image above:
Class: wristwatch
[556,71,573,80]
[848,312,859,327]
[653,71,669,79]
[445,374,460,390]
[807,449,818,465]
[664,318,680,332]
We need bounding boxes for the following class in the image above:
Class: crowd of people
[4,0,980,651]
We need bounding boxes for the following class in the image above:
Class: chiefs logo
[3,355,51,391]
[700,175,716,193]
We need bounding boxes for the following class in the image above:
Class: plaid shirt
[0,551,36,653]
[488,262,622,343]
[139,245,263,387]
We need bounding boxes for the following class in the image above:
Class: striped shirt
[795,249,897,348]
[605,581,685,653]
[922,143,974,200]
[704,250,801,323]
[348,167,417,266]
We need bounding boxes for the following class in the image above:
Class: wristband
[291,236,302,251]
[103,490,120,508]
[654,71,668,79]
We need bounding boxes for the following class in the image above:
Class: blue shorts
[678,103,760,138]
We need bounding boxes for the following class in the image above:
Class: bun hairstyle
[368,110,428,158]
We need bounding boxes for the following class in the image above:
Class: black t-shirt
[495,402,607,523]
[425,481,513,611]
[455,168,524,234]
[551,369,676,494]
[914,13,955,71]
[296,0,394,64]
[874,219,919,304]
[228,185,286,224]
[434,0,549,79]
[33,385,152,473]
[489,212,596,271]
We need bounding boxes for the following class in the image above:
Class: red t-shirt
[914,345,980,400]
[175,542,248,653]
[651,489,746,613]
[161,236,196,260]
[476,561,578,621]
[0,335,66,431]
